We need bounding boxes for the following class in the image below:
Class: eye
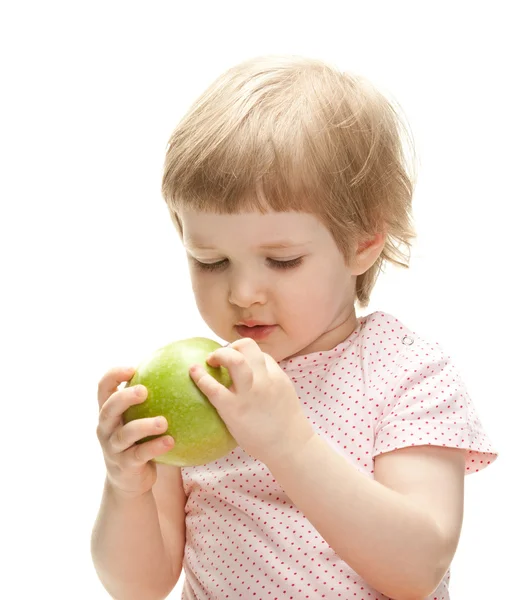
[191,257,304,272]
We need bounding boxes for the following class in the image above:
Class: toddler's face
[179,207,360,362]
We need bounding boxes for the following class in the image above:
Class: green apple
[123,337,237,467]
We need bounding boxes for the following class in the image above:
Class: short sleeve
[373,338,498,474]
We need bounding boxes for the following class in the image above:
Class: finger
[214,337,267,371]
[189,362,234,406]
[204,347,254,393]
[121,435,175,469]
[97,366,136,409]
[97,384,148,442]
[228,337,267,362]
[109,416,169,454]
[262,351,280,373]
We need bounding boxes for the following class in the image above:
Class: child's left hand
[189,338,315,466]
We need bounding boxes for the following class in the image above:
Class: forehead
[180,209,322,250]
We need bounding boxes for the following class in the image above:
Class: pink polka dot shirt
[180,311,497,599]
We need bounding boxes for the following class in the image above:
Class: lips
[236,320,272,327]
[235,324,277,340]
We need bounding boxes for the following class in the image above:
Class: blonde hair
[161,54,417,308]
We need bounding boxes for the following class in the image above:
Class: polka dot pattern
[180,312,497,599]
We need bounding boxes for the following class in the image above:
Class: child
[92,55,497,600]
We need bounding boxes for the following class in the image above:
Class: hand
[189,338,315,466]
[96,366,175,499]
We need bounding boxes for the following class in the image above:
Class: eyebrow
[186,240,311,250]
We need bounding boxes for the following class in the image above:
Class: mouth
[236,320,272,327]
[234,324,277,340]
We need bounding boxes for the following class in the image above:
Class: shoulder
[355,310,450,383]
[361,311,467,412]
[358,310,444,355]
[364,312,498,473]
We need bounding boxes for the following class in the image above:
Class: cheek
[284,269,347,314]
[190,275,220,313]
[277,275,327,315]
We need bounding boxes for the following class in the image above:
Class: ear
[349,232,386,276]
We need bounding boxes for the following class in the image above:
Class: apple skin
[123,337,237,467]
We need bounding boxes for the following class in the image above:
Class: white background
[1,1,524,598]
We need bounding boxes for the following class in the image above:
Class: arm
[266,437,465,600]
[91,464,186,600]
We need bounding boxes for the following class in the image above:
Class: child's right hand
[96,366,175,499]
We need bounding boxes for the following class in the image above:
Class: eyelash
[192,257,304,272]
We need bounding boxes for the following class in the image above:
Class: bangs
[163,84,326,216]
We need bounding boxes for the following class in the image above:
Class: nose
[228,270,267,308]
